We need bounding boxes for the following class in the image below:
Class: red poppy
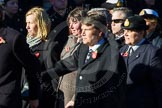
[65,46,70,52]
[35,52,40,58]
[121,52,128,57]
[0,37,6,44]
[92,51,97,59]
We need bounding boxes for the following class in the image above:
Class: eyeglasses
[111,19,124,23]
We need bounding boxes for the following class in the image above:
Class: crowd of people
[1,0,162,108]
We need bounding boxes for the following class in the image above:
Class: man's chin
[82,41,86,44]
[124,41,130,45]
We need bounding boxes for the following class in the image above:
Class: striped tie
[85,49,93,63]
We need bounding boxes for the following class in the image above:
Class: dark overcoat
[29,40,58,108]
[0,27,40,108]
[120,40,162,108]
[47,39,127,108]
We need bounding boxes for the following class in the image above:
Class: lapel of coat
[0,28,8,42]
[30,41,47,52]
[79,45,89,67]
[120,45,129,66]
[128,41,149,64]
[30,39,57,52]
[0,28,7,37]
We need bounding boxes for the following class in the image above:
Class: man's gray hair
[81,14,107,34]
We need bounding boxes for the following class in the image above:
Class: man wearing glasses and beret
[111,7,133,47]
[120,15,162,108]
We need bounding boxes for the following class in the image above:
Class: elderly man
[139,9,162,48]
[120,15,162,108]
[42,14,127,108]
[111,7,133,47]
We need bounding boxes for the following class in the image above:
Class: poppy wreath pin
[92,50,98,59]
[65,46,70,52]
[35,52,40,58]
[121,48,129,57]
[121,52,128,57]
[0,37,6,44]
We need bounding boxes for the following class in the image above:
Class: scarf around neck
[26,36,42,48]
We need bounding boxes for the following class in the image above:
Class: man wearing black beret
[120,15,162,108]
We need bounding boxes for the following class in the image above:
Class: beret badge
[139,9,145,16]
[116,0,123,7]
[124,19,129,27]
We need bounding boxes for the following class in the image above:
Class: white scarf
[26,36,42,48]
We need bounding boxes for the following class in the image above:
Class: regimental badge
[139,9,145,16]
[116,0,123,7]
[124,19,129,27]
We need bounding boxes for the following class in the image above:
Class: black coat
[0,27,40,108]
[30,40,58,108]
[47,7,69,60]
[47,39,127,108]
[120,40,162,108]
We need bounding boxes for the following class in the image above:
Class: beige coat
[59,35,81,106]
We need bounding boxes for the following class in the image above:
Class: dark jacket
[0,27,40,108]
[120,40,162,108]
[146,28,162,48]
[30,40,58,108]
[45,39,127,108]
[47,7,69,60]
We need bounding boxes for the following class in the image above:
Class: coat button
[79,76,83,80]
[20,28,23,31]
[136,55,139,58]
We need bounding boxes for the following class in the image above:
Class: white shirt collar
[129,38,145,51]
[89,38,105,51]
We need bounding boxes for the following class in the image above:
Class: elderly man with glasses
[111,7,133,47]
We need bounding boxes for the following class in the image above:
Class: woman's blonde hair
[26,7,51,40]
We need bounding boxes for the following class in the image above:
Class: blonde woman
[26,7,51,47]
[25,7,58,108]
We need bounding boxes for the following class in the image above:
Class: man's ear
[139,30,145,38]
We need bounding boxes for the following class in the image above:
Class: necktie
[128,47,134,56]
[85,49,93,63]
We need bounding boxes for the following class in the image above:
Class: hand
[41,71,52,82]
[29,99,39,108]
[41,82,55,96]
[65,100,74,108]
